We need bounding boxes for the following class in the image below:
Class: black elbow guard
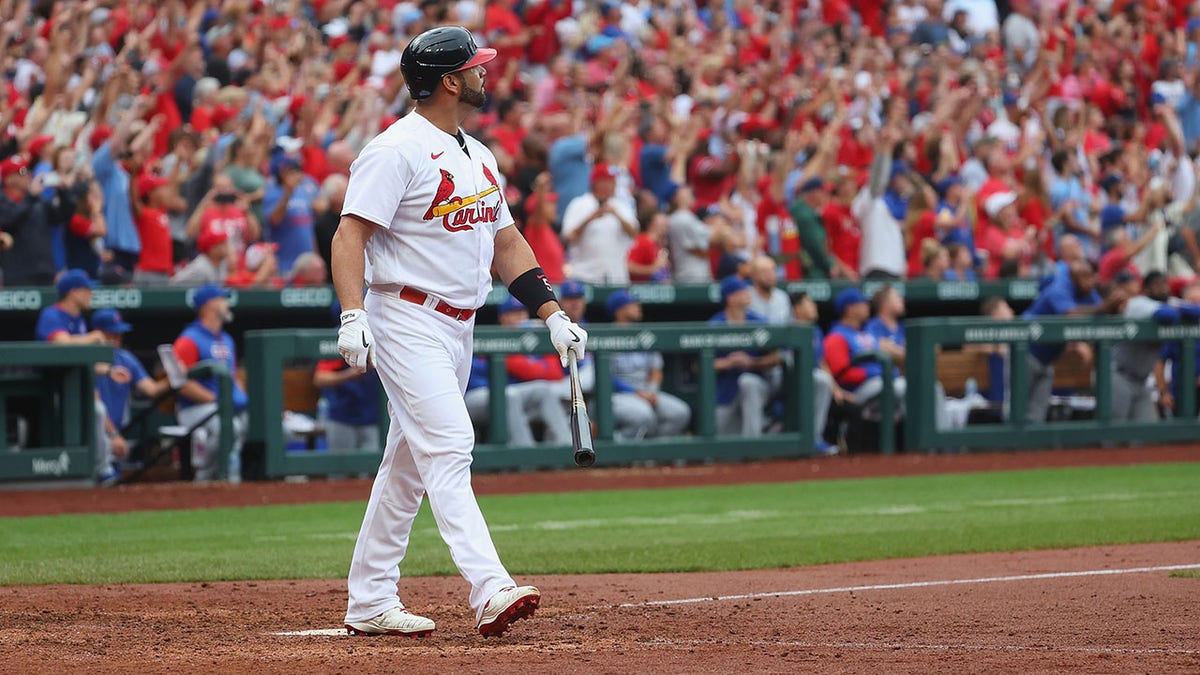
[507,267,558,311]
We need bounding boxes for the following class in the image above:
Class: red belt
[397,286,475,321]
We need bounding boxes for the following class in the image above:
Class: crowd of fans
[1,0,1199,293]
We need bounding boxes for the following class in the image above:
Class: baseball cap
[136,174,170,200]
[719,275,751,302]
[833,287,869,317]
[56,269,97,298]
[191,284,231,310]
[243,242,277,272]
[1188,18,1200,34]
[525,191,557,214]
[1098,173,1123,191]
[91,308,132,334]
[197,227,229,254]
[605,289,637,317]
[0,155,29,180]
[89,125,113,151]
[210,104,239,128]
[560,279,586,299]
[890,160,910,180]
[274,155,303,178]
[715,252,750,281]
[590,163,617,184]
[984,191,1017,219]
[498,296,525,314]
[798,177,827,193]
[935,175,962,198]
[27,134,54,158]
[276,136,304,154]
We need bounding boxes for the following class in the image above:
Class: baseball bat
[567,352,595,467]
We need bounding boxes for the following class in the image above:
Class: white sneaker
[345,607,435,637]
[477,585,540,637]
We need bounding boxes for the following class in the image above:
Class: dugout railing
[242,323,822,478]
[0,350,237,484]
[904,317,1200,451]
[0,343,110,482]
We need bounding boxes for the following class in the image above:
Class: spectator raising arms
[0,0,1197,292]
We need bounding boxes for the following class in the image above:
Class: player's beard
[460,81,487,110]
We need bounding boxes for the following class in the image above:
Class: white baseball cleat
[477,585,540,637]
[345,607,435,637]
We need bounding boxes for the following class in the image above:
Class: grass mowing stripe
[0,463,1197,585]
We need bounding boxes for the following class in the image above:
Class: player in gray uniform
[1111,272,1200,421]
[606,290,691,440]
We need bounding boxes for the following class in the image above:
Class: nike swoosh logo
[362,334,370,349]
[431,151,444,159]
[569,330,581,343]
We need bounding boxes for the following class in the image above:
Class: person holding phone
[186,173,261,263]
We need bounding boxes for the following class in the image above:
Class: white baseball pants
[345,293,514,624]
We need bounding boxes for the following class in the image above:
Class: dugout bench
[905,317,1200,451]
[244,323,823,478]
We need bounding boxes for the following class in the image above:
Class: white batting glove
[546,310,587,367]
[338,309,376,373]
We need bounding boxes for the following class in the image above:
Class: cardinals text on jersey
[425,163,505,232]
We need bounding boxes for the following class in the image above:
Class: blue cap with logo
[499,296,525,314]
[191,284,231,310]
[719,275,751,302]
[605,289,637,317]
[833,287,869,317]
[798,177,826,193]
[91,308,132,334]
[935,175,962,198]
[56,269,97,298]
[560,279,586,299]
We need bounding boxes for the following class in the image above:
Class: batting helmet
[401,26,497,101]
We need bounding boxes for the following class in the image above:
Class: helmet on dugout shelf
[401,26,496,101]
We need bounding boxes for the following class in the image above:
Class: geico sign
[280,287,334,307]
[91,288,143,309]
[0,290,44,311]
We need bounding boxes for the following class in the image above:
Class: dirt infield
[2,446,1198,673]
[1,543,1197,674]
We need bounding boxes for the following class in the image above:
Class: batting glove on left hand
[546,310,588,367]
[338,309,376,373]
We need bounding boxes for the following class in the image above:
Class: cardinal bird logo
[481,163,500,190]
[425,167,503,232]
[424,169,458,221]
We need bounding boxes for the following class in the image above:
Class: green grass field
[2,463,1198,586]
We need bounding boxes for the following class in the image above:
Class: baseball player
[1111,272,1200,421]
[331,26,588,639]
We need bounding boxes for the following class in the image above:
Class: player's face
[73,287,93,310]
[727,288,752,311]
[561,296,586,323]
[1146,278,1171,302]
[793,297,817,323]
[621,302,643,323]
[208,298,233,324]
[453,66,487,110]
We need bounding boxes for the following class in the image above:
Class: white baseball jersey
[560,192,635,284]
[342,112,514,309]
